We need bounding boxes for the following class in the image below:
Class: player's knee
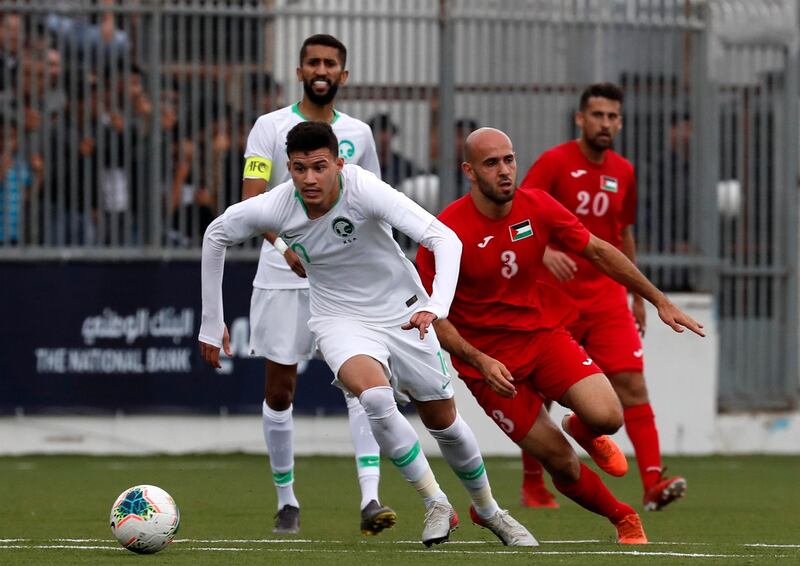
[416,398,458,431]
[264,389,293,411]
[359,386,397,422]
[593,408,624,435]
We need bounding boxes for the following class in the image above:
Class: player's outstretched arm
[198,196,278,360]
[621,226,647,336]
[242,178,306,278]
[580,234,705,337]
[433,319,517,398]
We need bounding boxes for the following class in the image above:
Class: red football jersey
[520,140,636,312]
[417,188,590,380]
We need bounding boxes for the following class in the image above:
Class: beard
[303,79,340,106]
[585,132,614,153]
[476,174,515,205]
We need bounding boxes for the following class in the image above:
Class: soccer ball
[110,485,180,554]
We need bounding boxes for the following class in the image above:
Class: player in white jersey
[240,34,387,535]
[200,121,537,547]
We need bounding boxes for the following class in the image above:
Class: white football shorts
[249,288,315,365]
[308,317,455,404]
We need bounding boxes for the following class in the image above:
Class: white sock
[427,412,499,518]
[262,400,299,510]
[359,386,447,506]
[345,393,381,509]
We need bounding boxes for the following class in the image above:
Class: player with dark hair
[239,34,387,535]
[201,121,537,548]
[518,82,688,512]
[417,127,704,543]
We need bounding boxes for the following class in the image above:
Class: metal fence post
[148,2,162,250]
[437,0,456,210]
[695,3,720,296]
[782,30,799,406]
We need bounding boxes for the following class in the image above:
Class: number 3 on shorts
[501,250,518,279]
[491,409,515,434]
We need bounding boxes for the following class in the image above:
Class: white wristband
[273,237,289,255]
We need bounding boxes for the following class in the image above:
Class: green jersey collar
[292,102,340,124]
[293,174,344,218]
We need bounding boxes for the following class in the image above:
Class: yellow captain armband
[243,156,272,181]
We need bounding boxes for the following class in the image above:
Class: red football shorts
[462,327,601,443]
[567,304,644,375]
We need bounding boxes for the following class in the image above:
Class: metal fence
[0,0,797,409]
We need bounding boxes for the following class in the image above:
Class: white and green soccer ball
[110,484,180,554]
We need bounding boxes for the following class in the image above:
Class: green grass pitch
[1,455,798,564]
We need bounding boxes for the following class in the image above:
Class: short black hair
[299,34,347,69]
[579,82,624,110]
[286,121,339,158]
[368,112,398,134]
[455,117,479,133]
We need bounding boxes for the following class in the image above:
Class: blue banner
[0,262,345,415]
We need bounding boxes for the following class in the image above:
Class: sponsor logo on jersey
[582,358,593,366]
[477,235,494,248]
[243,156,272,181]
[338,140,355,160]
[282,231,303,240]
[633,348,643,358]
[601,175,618,193]
[570,169,587,178]
[331,216,356,239]
[509,219,533,241]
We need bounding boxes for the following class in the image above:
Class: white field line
[1,538,797,548]
[1,538,798,558]
[744,544,800,548]
[0,544,792,559]
[0,545,123,551]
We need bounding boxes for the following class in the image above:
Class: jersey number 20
[575,190,609,217]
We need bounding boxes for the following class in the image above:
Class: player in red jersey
[518,83,688,512]
[417,127,704,544]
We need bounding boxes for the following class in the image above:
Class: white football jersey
[243,103,381,289]
[200,165,461,347]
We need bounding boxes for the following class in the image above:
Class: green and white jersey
[200,164,462,348]
[243,103,380,289]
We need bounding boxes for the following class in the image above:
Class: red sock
[553,463,634,524]
[566,412,599,443]
[624,403,662,489]
[521,450,545,488]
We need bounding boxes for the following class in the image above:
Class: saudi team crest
[339,140,355,159]
[332,216,356,239]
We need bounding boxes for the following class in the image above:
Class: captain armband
[243,156,272,181]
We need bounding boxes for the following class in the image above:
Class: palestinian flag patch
[509,219,533,241]
[601,175,618,193]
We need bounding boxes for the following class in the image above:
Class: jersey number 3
[501,250,518,279]
[575,190,609,217]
